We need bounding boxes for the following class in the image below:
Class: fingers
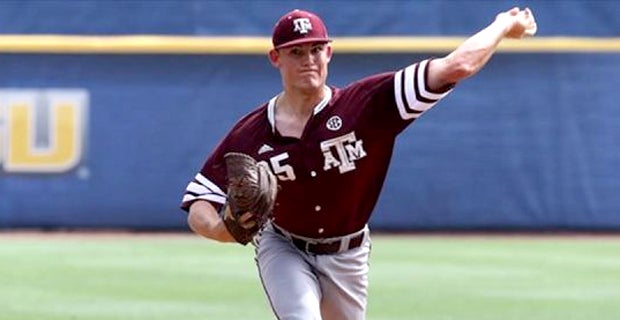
[507,7,519,16]
[524,23,537,37]
[238,212,257,229]
[508,7,533,20]
[522,7,537,37]
[224,206,257,228]
[502,7,536,39]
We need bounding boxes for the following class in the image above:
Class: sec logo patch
[326,115,342,131]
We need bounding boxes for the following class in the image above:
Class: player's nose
[299,51,315,65]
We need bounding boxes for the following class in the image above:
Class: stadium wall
[1,1,619,231]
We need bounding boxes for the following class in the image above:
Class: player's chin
[298,85,323,95]
[296,77,323,90]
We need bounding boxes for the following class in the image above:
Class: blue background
[1,0,619,231]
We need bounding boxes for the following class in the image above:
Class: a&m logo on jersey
[0,89,88,174]
[293,18,312,34]
[320,131,366,173]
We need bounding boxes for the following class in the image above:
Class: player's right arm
[426,7,537,91]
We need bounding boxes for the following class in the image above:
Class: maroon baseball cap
[272,9,331,49]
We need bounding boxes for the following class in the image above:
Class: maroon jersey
[181,59,453,238]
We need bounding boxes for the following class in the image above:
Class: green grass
[367,236,620,320]
[1,233,619,320]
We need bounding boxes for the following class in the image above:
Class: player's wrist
[210,218,236,242]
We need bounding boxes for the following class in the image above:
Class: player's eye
[290,48,303,56]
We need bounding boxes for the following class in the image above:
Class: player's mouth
[299,69,318,75]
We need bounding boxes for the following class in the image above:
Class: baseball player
[181,7,537,320]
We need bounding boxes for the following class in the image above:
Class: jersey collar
[267,86,332,134]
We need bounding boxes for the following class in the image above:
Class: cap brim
[275,38,332,49]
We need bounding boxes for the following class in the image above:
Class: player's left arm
[427,7,537,91]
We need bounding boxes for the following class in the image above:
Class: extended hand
[497,7,537,39]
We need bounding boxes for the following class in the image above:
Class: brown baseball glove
[221,152,278,245]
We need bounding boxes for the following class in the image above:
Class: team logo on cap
[293,18,312,34]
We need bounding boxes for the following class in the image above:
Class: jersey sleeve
[393,58,454,121]
[347,58,455,135]
[180,137,229,213]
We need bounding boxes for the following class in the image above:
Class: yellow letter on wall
[0,90,87,173]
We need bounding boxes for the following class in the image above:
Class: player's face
[271,42,332,94]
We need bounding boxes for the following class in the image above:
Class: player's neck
[278,86,328,117]
[274,86,328,138]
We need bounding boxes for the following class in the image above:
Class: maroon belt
[273,225,365,255]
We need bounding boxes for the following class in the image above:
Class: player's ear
[268,49,280,67]
[325,45,333,63]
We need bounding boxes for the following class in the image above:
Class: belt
[272,225,365,255]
